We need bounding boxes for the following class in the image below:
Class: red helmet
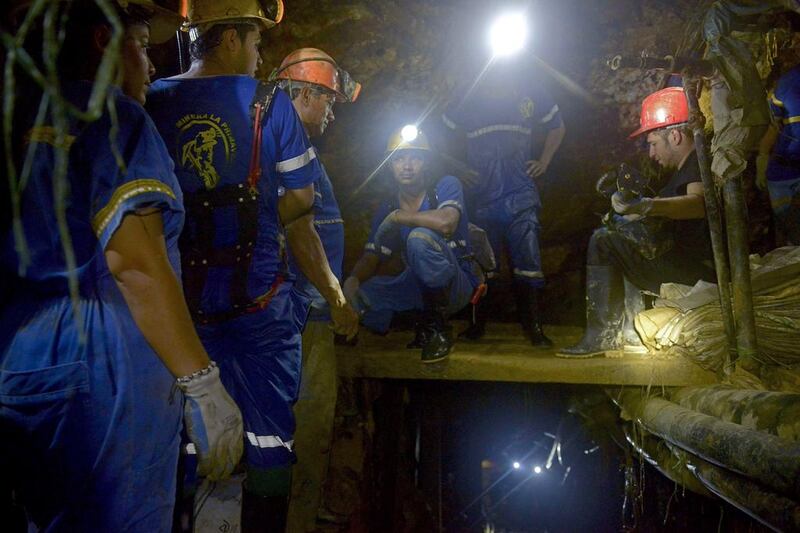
[629,87,689,139]
[271,48,361,103]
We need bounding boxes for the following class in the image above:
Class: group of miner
[2,0,799,532]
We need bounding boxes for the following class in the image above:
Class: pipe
[614,389,800,499]
[670,385,800,441]
[722,178,761,373]
[670,445,800,533]
[682,81,738,371]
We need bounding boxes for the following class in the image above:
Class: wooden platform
[337,322,719,387]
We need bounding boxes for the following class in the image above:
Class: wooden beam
[337,324,718,387]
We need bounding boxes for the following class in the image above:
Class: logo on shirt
[519,97,535,120]
[176,114,237,189]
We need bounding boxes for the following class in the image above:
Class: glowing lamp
[401,124,419,143]
[533,466,542,474]
[513,461,521,470]
[489,13,527,57]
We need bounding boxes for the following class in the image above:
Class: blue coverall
[147,77,322,475]
[0,84,184,532]
[443,77,563,287]
[353,175,478,333]
[767,65,800,243]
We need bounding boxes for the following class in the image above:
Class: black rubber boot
[458,286,489,340]
[525,286,553,349]
[407,319,430,349]
[420,286,453,364]
[621,278,648,354]
[241,490,289,533]
[557,265,624,359]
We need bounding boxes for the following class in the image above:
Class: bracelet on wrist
[176,361,217,385]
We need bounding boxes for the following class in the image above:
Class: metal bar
[682,81,738,371]
[722,178,761,372]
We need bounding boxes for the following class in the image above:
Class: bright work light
[533,465,542,474]
[512,461,521,470]
[489,13,527,57]
[400,124,419,143]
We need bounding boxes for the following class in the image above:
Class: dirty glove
[372,210,401,257]
[756,153,769,191]
[178,362,244,481]
[330,296,360,341]
[611,191,653,216]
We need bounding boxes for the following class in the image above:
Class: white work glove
[756,153,769,191]
[611,191,654,216]
[177,363,243,481]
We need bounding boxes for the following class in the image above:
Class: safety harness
[180,81,284,324]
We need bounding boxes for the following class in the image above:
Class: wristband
[176,361,218,386]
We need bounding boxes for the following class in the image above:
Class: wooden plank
[337,323,719,387]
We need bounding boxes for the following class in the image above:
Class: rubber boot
[458,287,489,340]
[557,265,624,359]
[407,319,430,349]
[621,278,648,355]
[525,286,553,349]
[241,490,288,533]
[420,286,454,364]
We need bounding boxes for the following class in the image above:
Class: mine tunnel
[2,0,800,532]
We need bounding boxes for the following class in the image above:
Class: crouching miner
[343,127,479,363]
[559,87,716,358]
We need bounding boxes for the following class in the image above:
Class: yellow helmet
[386,125,431,153]
[182,0,284,32]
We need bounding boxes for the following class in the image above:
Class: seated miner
[558,87,716,359]
[342,126,480,363]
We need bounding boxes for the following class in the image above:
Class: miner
[558,87,716,358]
[343,127,480,363]
[145,0,354,528]
[1,1,243,530]
[270,48,361,531]
[442,59,566,348]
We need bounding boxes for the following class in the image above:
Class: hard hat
[7,0,181,44]
[271,48,361,103]
[182,0,284,32]
[386,126,431,153]
[629,87,689,139]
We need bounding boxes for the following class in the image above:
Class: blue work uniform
[767,65,800,242]
[289,155,345,323]
[354,175,478,333]
[147,76,321,471]
[0,84,183,532]
[442,77,563,287]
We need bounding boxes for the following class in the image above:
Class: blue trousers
[197,281,302,470]
[355,227,477,333]
[0,294,182,532]
[767,176,800,244]
[474,192,545,288]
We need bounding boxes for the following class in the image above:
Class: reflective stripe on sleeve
[539,104,560,124]
[276,146,317,173]
[91,179,177,237]
[770,92,785,108]
[439,199,462,211]
[783,116,800,125]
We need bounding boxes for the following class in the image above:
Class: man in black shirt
[559,87,715,358]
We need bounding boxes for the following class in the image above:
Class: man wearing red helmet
[558,87,716,358]
[269,48,360,531]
